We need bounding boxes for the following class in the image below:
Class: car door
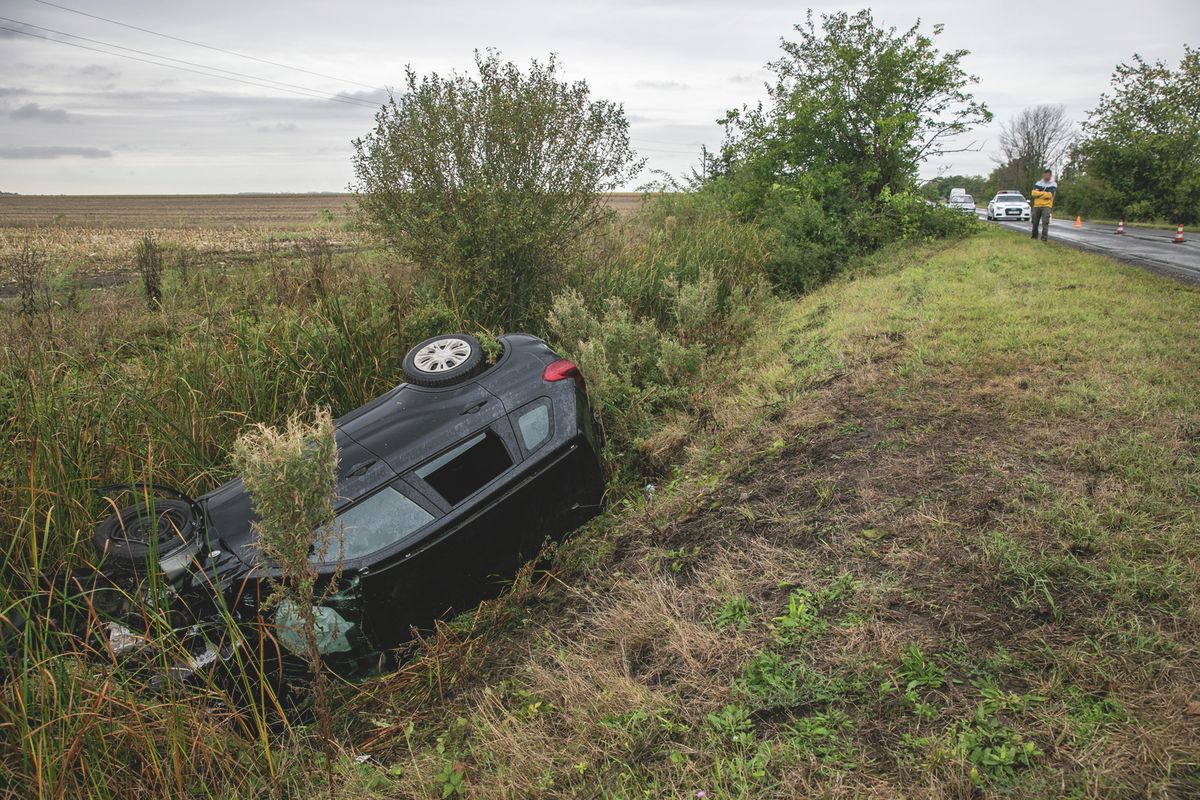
[325,478,443,651]
[355,418,531,650]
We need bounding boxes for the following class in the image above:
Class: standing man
[1030,169,1056,241]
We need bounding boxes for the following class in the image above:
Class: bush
[548,266,770,479]
[747,180,971,295]
[135,235,163,310]
[572,197,776,326]
[352,50,643,331]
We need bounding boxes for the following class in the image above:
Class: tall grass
[0,198,776,797]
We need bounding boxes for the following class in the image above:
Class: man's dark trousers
[1031,207,1051,241]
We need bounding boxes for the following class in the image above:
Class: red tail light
[543,359,585,392]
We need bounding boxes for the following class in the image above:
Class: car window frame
[406,419,521,513]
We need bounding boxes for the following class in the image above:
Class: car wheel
[402,334,485,387]
[94,498,202,584]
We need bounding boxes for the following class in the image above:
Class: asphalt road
[976,209,1200,284]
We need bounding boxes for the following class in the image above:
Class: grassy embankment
[2,222,1198,798]
[364,228,1200,798]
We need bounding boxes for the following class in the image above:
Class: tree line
[922,46,1198,224]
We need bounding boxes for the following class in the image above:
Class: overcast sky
[0,0,1195,194]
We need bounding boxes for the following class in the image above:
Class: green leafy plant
[956,713,1040,785]
[434,761,466,798]
[881,646,946,720]
[353,50,644,330]
[713,594,751,631]
[782,710,857,768]
[706,704,756,748]
[771,574,855,645]
[773,588,827,643]
[732,650,801,708]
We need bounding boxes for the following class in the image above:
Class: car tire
[94,498,201,582]
[402,334,485,388]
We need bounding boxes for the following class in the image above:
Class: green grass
[3,227,1198,798]
[338,229,1199,798]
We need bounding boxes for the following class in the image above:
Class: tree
[352,51,644,330]
[989,104,1075,192]
[919,174,987,202]
[721,9,991,207]
[1074,46,1200,222]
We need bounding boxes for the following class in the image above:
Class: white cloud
[0,145,111,159]
[0,0,1195,192]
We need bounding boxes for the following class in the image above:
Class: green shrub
[548,288,698,453]
[548,263,769,478]
[573,198,777,326]
[352,50,643,330]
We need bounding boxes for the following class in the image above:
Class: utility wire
[1,16,383,108]
[32,0,381,92]
[24,1,716,159]
[5,24,710,153]
[0,24,379,109]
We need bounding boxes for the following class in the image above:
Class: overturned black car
[91,333,605,685]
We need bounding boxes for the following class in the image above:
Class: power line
[1,16,383,108]
[32,0,381,92]
[0,24,380,109]
[4,25,716,150]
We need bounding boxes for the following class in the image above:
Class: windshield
[996,194,1025,203]
[951,195,973,204]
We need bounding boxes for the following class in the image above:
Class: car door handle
[346,459,377,477]
[460,399,489,415]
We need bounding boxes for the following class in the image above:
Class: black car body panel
[95,334,605,680]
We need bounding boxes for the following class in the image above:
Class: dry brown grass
[0,193,359,229]
[0,193,647,287]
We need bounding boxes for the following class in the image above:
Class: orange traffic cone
[1074,215,1082,229]
[1173,224,1185,243]
[1117,218,1125,235]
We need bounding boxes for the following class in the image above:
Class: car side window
[415,428,513,505]
[320,484,434,563]
[514,398,552,453]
